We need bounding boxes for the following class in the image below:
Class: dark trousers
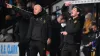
[76,43,81,56]
[61,43,76,56]
[29,40,46,56]
[19,42,30,56]
[96,45,100,56]
[96,38,100,56]
[82,46,91,56]
[50,44,61,56]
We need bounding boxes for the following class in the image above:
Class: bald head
[33,4,42,15]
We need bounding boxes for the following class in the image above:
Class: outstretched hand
[64,1,72,6]
[6,3,12,8]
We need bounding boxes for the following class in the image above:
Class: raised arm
[6,3,33,19]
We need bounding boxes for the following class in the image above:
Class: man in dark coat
[7,4,51,56]
[14,18,30,56]
[60,2,81,56]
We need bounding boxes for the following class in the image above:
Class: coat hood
[34,9,47,18]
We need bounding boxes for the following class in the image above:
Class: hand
[6,3,12,8]
[88,42,92,46]
[85,42,92,47]
[47,38,51,45]
[61,31,68,35]
[64,1,71,6]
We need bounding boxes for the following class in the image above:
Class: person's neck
[73,15,78,20]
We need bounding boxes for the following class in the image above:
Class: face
[71,8,79,17]
[92,25,97,32]
[57,15,63,23]
[33,5,42,15]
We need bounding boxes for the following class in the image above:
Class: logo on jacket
[74,20,77,24]
[43,20,46,23]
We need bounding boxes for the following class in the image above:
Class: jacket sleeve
[14,23,20,42]
[66,20,81,34]
[12,6,33,19]
[26,17,34,40]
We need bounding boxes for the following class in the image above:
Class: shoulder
[43,14,51,20]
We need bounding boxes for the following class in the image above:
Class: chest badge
[74,20,77,24]
[43,20,46,23]
[40,18,42,21]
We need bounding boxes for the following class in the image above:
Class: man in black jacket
[60,2,81,56]
[14,18,30,56]
[7,4,51,56]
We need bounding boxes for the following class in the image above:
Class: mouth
[34,12,36,14]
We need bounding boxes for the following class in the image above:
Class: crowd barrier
[0,42,19,56]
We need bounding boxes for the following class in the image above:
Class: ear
[77,12,80,15]
[39,8,42,12]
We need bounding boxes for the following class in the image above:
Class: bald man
[7,4,52,56]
